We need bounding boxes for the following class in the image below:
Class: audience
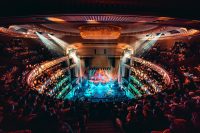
[0,41,199,133]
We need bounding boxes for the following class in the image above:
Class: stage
[74,69,127,101]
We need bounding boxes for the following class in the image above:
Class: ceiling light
[86,19,99,24]
[46,17,65,23]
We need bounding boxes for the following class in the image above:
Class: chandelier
[79,25,121,39]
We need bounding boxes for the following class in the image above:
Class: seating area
[0,38,199,133]
[143,41,200,89]
[0,1,199,132]
[0,78,200,133]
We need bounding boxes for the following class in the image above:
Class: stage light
[36,32,63,55]
[123,49,132,58]
[48,34,73,54]
[69,49,79,63]
[131,37,149,55]
[86,19,99,24]
[69,49,82,80]
[48,34,67,49]
[135,33,161,56]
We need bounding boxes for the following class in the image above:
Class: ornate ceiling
[1,15,199,40]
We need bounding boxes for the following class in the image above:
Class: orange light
[87,19,99,24]
[79,25,121,39]
[46,17,65,23]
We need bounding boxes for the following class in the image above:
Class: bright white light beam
[136,33,161,57]
[48,34,70,50]
[36,32,63,55]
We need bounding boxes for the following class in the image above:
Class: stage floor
[75,80,127,101]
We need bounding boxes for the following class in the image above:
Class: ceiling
[2,15,199,40]
[0,14,199,57]
[0,0,199,20]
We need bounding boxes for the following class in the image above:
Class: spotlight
[69,49,80,64]
[135,33,161,56]
[86,19,99,24]
[123,49,132,57]
[36,32,63,55]
[48,34,70,51]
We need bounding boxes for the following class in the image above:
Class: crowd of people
[114,41,200,133]
[113,86,200,133]
[0,39,199,133]
[129,61,167,95]
[0,80,199,133]
[143,41,199,90]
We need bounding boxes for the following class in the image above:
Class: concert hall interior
[0,0,199,133]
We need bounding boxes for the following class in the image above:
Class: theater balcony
[0,1,199,133]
